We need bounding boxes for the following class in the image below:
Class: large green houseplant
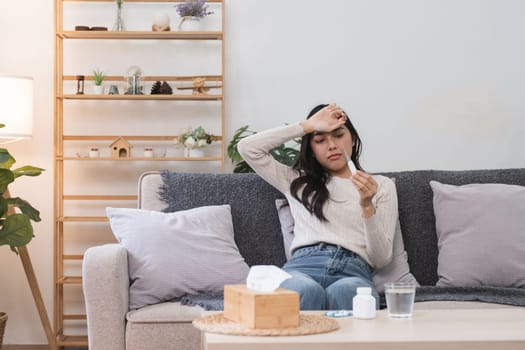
[0,123,43,347]
[227,125,300,173]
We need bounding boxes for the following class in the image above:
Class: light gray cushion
[430,181,525,288]
[106,205,250,309]
[275,199,418,293]
[275,199,294,260]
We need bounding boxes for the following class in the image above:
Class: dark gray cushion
[160,171,287,267]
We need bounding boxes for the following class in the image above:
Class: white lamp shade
[0,76,33,142]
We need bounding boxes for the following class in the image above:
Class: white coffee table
[203,308,525,350]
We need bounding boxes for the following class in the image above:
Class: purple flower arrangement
[175,0,214,18]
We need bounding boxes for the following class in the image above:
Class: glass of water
[384,282,416,318]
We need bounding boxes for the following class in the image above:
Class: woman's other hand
[300,103,346,134]
[351,171,378,218]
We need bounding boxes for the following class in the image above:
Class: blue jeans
[280,243,379,310]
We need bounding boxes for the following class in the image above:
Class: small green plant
[227,125,301,173]
[176,126,216,149]
[0,123,44,254]
[93,69,105,86]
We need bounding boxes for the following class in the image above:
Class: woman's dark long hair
[290,104,363,221]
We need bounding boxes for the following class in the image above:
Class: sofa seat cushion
[127,301,205,323]
[126,302,205,350]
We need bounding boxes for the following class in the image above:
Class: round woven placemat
[193,313,339,336]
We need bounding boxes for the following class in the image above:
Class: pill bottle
[352,287,376,319]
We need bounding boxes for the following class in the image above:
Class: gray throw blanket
[180,286,525,311]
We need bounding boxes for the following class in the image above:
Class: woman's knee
[326,278,379,309]
[280,272,326,310]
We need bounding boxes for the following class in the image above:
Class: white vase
[191,148,205,158]
[184,147,205,158]
[93,85,104,95]
[178,16,201,31]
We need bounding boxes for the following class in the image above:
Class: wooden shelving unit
[54,0,225,347]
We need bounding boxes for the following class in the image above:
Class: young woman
[238,103,398,310]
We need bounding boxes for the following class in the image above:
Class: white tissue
[246,265,292,292]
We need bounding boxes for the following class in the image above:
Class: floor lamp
[0,76,57,350]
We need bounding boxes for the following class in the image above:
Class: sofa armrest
[83,243,129,350]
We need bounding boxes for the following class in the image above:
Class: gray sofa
[83,169,525,350]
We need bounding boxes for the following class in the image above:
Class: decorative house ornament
[110,136,132,158]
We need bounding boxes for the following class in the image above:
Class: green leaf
[13,165,45,179]
[0,214,34,249]
[0,169,15,193]
[227,125,255,163]
[233,161,254,173]
[0,196,8,218]
[0,148,15,169]
[6,197,42,222]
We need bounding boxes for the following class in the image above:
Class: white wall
[0,0,524,344]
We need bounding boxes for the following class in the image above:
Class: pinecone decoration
[150,81,162,94]
[160,81,173,94]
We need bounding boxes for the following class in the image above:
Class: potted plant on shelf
[227,125,300,173]
[93,69,105,95]
[176,126,216,158]
[175,0,213,31]
[0,123,44,348]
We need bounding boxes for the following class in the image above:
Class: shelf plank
[63,135,222,141]
[57,276,83,284]
[60,93,222,100]
[57,216,108,222]
[63,74,222,82]
[58,156,222,161]
[57,335,88,347]
[63,314,87,320]
[63,194,137,200]
[59,30,222,40]
[62,254,84,260]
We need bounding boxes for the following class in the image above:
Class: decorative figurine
[76,75,85,95]
[152,13,170,31]
[125,65,144,95]
[108,85,120,95]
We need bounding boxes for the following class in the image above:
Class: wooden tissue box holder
[223,284,300,329]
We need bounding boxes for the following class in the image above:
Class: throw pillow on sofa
[275,199,419,294]
[430,181,525,288]
[106,205,250,309]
